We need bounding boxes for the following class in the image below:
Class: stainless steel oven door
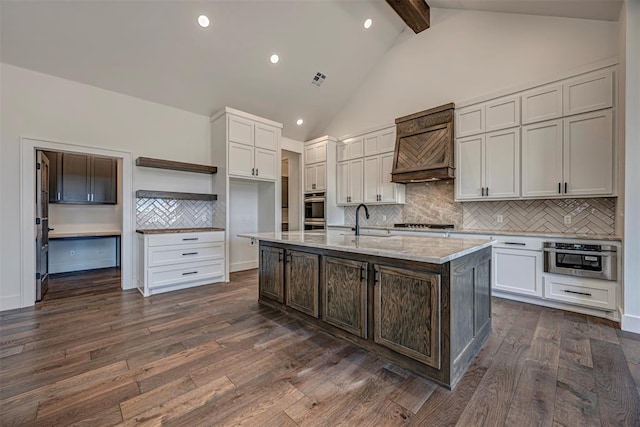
[544,248,616,281]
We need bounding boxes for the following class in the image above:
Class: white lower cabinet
[543,275,616,311]
[137,231,225,296]
[492,247,543,297]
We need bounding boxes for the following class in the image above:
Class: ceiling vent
[311,72,327,87]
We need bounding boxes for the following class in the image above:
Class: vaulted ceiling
[0,1,622,141]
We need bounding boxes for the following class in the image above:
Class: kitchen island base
[258,241,492,389]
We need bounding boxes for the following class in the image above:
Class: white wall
[324,8,619,136]
[0,63,212,311]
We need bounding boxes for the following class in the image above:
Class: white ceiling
[0,1,622,141]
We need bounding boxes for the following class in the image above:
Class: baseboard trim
[621,314,640,334]
[230,260,258,273]
[0,294,21,311]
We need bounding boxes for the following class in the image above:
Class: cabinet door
[315,142,327,163]
[228,142,254,178]
[374,265,441,369]
[486,95,520,132]
[379,128,396,153]
[363,156,379,203]
[563,110,613,196]
[337,162,349,204]
[456,104,485,138]
[364,134,379,157]
[44,151,63,203]
[337,142,348,162]
[455,135,484,200]
[305,144,316,165]
[349,137,364,159]
[484,129,520,199]
[304,164,315,192]
[314,162,326,192]
[254,148,277,180]
[348,159,364,204]
[492,248,542,297]
[61,153,91,203]
[323,257,367,338]
[379,153,397,203]
[91,156,117,204]
[228,115,254,146]
[563,70,613,116]
[259,245,284,303]
[521,84,563,125]
[286,250,319,317]
[521,120,563,198]
[255,124,278,150]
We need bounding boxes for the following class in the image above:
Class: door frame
[20,137,133,307]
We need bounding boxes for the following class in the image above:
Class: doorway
[20,138,133,308]
[281,150,302,231]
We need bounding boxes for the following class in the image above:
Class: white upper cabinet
[380,153,403,203]
[305,162,326,192]
[228,142,254,178]
[456,135,484,200]
[226,113,280,181]
[364,134,379,157]
[363,156,379,203]
[485,95,520,132]
[563,70,613,116]
[337,159,364,205]
[337,137,364,162]
[363,127,396,157]
[563,110,613,196]
[456,105,485,138]
[254,148,277,180]
[521,83,563,125]
[228,116,254,146]
[254,124,278,150]
[337,161,349,204]
[521,119,564,198]
[305,140,327,165]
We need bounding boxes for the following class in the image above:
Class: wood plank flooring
[1,268,639,426]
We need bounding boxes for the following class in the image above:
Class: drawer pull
[182,252,199,256]
[563,289,592,297]
[182,238,199,241]
[182,271,198,276]
[504,242,526,246]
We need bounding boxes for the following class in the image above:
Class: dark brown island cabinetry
[45,151,117,204]
[258,241,492,389]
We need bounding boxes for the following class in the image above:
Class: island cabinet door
[373,265,441,370]
[285,250,320,318]
[259,246,284,303]
[322,257,368,338]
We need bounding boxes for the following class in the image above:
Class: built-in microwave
[304,192,325,230]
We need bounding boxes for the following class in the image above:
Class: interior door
[36,151,50,301]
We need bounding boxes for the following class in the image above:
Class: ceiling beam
[386,0,431,34]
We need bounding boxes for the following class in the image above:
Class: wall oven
[304,192,325,230]
[544,242,617,281]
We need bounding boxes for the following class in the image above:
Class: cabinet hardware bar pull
[563,289,592,297]
[182,252,198,256]
[256,168,258,176]
[564,182,568,193]
[251,168,255,176]
[486,187,489,196]
[558,183,561,194]
[57,192,61,200]
[360,266,365,282]
[504,242,526,246]
[481,188,485,197]
[182,238,199,241]
[374,269,379,285]
[278,252,283,262]
[182,271,198,276]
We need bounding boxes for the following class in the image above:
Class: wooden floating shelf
[135,190,218,201]
[136,157,217,174]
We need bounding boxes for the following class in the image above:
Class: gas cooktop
[393,223,455,229]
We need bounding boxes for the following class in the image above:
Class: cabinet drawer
[147,231,224,247]
[543,275,616,310]
[148,243,223,267]
[492,237,543,250]
[148,260,224,289]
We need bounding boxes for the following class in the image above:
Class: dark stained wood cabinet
[49,152,117,204]
[43,151,63,203]
[374,265,441,369]
[91,156,117,204]
[259,245,284,303]
[62,153,91,203]
[323,257,368,338]
[285,250,319,317]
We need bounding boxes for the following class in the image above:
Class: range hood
[391,103,455,183]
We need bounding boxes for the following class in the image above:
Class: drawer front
[148,243,223,267]
[147,231,224,247]
[148,260,224,289]
[543,275,616,310]
[492,236,543,250]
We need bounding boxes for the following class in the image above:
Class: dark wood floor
[1,268,639,426]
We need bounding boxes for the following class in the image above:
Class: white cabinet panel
[337,142,347,162]
[338,137,365,161]
[305,141,327,164]
[543,275,616,310]
[304,164,314,192]
[363,156,379,203]
[493,248,542,297]
[456,105,485,138]
[521,84,563,125]
[254,148,277,180]
[337,162,349,204]
[228,116,254,146]
[315,162,326,192]
[380,153,400,203]
[563,70,613,116]
[228,142,254,178]
[563,110,613,196]
[148,243,224,267]
[349,159,364,204]
[455,135,483,200]
[379,129,396,153]
[486,96,520,132]
[254,124,278,150]
[147,231,224,247]
[521,120,563,197]
[364,134,379,157]
[485,129,520,199]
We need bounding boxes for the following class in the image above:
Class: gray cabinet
[91,156,117,204]
[54,152,117,204]
[259,245,284,303]
[43,151,63,203]
[322,257,368,338]
[374,265,441,369]
[285,250,319,317]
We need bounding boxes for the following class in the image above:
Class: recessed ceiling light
[364,18,373,29]
[270,54,280,64]
[296,119,304,126]
[197,15,210,28]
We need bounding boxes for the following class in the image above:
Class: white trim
[230,260,258,272]
[20,137,134,308]
[210,107,283,128]
[338,123,395,143]
[622,313,640,334]
[304,135,339,145]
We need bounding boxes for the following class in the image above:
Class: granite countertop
[136,227,225,234]
[49,230,121,238]
[327,224,621,242]
[239,230,494,264]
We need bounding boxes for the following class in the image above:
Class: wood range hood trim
[391,102,456,184]
[385,0,431,34]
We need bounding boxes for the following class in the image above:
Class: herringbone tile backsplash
[136,198,214,229]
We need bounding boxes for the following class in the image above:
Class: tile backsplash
[136,198,214,229]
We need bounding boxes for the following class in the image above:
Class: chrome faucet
[354,204,370,236]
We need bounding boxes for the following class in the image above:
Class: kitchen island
[241,230,494,389]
